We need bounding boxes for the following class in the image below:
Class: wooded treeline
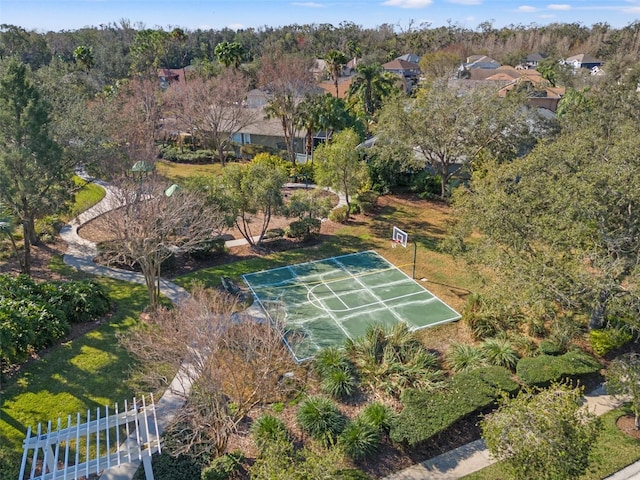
[2,20,640,84]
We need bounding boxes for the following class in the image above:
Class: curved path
[59,179,345,480]
[62,183,637,480]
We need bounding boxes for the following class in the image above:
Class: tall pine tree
[0,58,71,275]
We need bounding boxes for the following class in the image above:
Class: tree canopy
[482,383,600,480]
[0,58,70,275]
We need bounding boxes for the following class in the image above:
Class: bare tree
[165,70,257,165]
[92,177,225,311]
[259,53,316,164]
[120,288,299,461]
[89,77,165,178]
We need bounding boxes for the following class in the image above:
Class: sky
[1,0,639,33]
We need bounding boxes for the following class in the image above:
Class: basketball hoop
[392,226,417,278]
[391,226,408,248]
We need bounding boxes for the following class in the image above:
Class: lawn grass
[66,176,106,221]
[462,407,640,480]
[0,278,148,480]
[156,159,224,181]
[176,196,482,316]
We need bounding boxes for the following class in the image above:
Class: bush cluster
[328,206,349,223]
[286,218,321,241]
[187,237,227,260]
[516,350,602,387]
[589,327,633,356]
[0,274,110,365]
[160,146,219,164]
[390,366,518,447]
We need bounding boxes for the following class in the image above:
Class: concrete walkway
[59,179,344,479]
[63,181,639,480]
[384,384,632,480]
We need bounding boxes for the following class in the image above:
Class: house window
[232,133,251,144]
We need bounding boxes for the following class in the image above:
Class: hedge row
[0,274,110,365]
[516,350,602,387]
[390,366,519,447]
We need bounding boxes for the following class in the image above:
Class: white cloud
[227,23,245,30]
[622,6,640,14]
[291,2,325,7]
[382,0,434,8]
[547,4,571,10]
[517,5,538,12]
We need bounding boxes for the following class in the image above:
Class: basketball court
[242,250,461,362]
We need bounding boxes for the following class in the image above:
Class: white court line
[336,296,442,322]
[287,266,354,342]
[310,282,350,310]
[332,257,407,326]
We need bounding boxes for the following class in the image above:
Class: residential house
[382,57,421,92]
[157,67,192,88]
[458,55,501,80]
[562,53,604,70]
[525,52,547,69]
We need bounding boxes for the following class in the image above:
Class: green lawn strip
[156,159,224,181]
[66,176,106,221]
[462,407,640,480]
[0,277,148,478]
[174,229,377,290]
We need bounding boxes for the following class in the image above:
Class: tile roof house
[382,58,421,92]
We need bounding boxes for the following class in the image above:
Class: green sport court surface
[242,250,461,362]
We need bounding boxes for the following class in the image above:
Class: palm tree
[346,63,398,123]
[324,50,348,97]
[73,45,94,73]
[215,41,244,69]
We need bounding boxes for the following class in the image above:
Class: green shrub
[188,237,227,260]
[410,171,441,199]
[290,162,316,184]
[43,280,110,323]
[264,228,285,240]
[353,190,378,214]
[251,414,289,449]
[321,366,358,400]
[0,276,110,365]
[296,396,346,445]
[446,342,487,373]
[589,327,633,356]
[240,144,280,158]
[0,298,69,364]
[338,419,381,460]
[481,337,520,370]
[390,366,518,447]
[516,350,602,387]
[328,206,349,223]
[201,451,245,480]
[359,402,395,433]
[315,347,351,376]
[539,339,564,356]
[160,146,217,163]
[286,218,321,240]
[346,323,443,398]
